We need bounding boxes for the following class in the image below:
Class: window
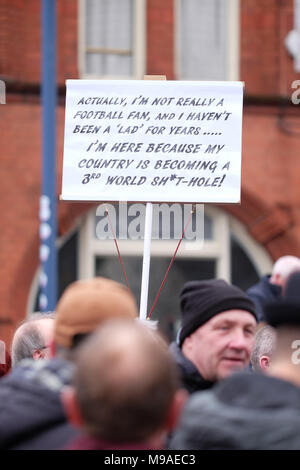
[175,0,240,80]
[95,255,216,339]
[28,230,79,314]
[27,205,273,339]
[76,204,272,340]
[79,0,146,79]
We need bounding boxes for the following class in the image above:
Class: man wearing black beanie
[170,279,258,393]
[169,272,300,450]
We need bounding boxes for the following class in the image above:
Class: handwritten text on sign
[61,80,243,203]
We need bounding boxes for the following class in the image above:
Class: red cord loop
[105,208,131,292]
[147,208,194,319]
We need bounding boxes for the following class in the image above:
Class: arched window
[77,204,272,339]
[28,204,272,338]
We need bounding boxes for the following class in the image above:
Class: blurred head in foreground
[54,277,138,359]
[62,319,187,449]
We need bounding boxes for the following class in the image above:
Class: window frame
[78,205,272,282]
[174,0,240,81]
[27,205,273,316]
[78,0,146,79]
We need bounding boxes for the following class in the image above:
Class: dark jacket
[169,342,213,394]
[247,275,281,322]
[169,372,300,450]
[0,358,79,450]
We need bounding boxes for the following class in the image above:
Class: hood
[169,341,214,393]
[0,358,74,449]
[170,372,300,450]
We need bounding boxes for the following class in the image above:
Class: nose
[228,329,251,353]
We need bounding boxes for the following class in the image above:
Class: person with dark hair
[11,313,55,367]
[62,319,186,450]
[169,271,300,450]
[282,269,300,298]
[0,277,138,450]
[170,279,258,393]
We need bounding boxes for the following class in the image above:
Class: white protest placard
[61,80,243,203]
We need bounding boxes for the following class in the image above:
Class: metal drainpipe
[39,0,57,312]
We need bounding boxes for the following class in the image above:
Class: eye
[217,325,229,331]
[245,328,255,336]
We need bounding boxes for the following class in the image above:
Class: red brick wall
[0,98,90,345]
[1,0,300,347]
[241,105,300,250]
[0,0,28,82]
[147,0,174,79]
[0,0,78,85]
[57,0,78,83]
[0,100,42,343]
[241,0,300,97]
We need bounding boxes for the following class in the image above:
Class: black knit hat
[264,301,300,328]
[179,279,258,346]
[264,271,300,328]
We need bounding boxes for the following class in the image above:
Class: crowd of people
[1,255,300,450]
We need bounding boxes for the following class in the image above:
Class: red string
[105,208,131,292]
[147,208,194,320]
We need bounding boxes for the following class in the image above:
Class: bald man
[63,319,187,450]
[0,278,139,450]
[11,313,55,367]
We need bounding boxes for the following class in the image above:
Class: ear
[272,273,282,287]
[181,335,193,356]
[260,355,270,371]
[61,386,84,428]
[164,388,188,432]
[33,349,43,360]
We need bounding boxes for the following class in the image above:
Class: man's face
[182,310,256,382]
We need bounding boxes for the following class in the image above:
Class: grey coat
[170,372,300,450]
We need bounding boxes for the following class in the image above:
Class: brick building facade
[0,0,300,345]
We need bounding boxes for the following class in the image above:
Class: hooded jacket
[169,342,214,394]
[169,372,300,450]
[247,275,281,322]
[0,358,79,449]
